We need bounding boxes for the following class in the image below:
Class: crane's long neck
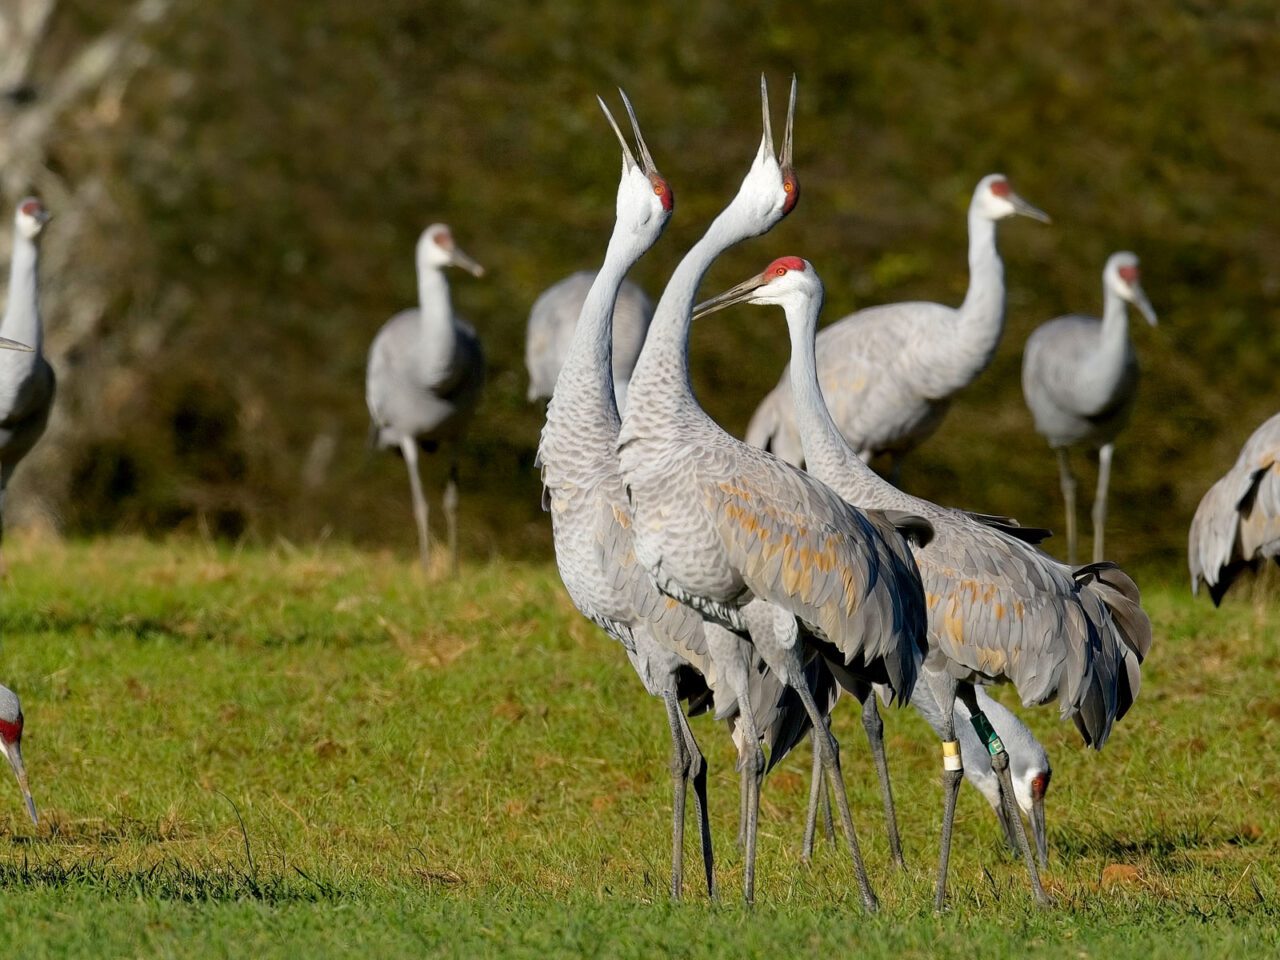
[784,290,916,511]
[416,263,456,369]
[623,207,748,432]
[547,226,643,431]
[1,232,42,354]
[952,207,1006,368]
[1079,282,1134,394]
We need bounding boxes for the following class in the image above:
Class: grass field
[0,536,1275,958]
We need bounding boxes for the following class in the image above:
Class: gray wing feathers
[1189,413,1280,603]
[704,453,927,702]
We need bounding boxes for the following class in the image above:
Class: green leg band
[968,710,1005,757]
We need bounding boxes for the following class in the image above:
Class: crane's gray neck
[548,228,638,426]
[785,289,914,511]
[625,209,742,426]
[1077,280,1134,394]
[956,208,1006,357]
[1,232,42,353]
[416,263,456,367]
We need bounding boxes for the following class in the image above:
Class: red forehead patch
[1118,265,1140,284]
[782,173,800,215]
[19,200,42,218]
[766,256,806,277]
[990,180,1011,198]
[1031,770,1051,800]
[651,176,674,212]
[0,715,22,744]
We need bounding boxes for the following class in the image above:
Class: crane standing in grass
[746,174,1048,480]
[1022,251,1158,565]
[538,92,819,903]
[0,197,55,574]
[525,271,652,410]
[694,255,1151,909]
[366,223,485,574]
[1188,412,1280,603]
[618,78,931,914]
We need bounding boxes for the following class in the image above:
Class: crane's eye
[783,181,793,193]
[775,267,786,276]
[653,184,664,195]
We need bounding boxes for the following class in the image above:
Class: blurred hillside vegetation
[3,0,1278,574]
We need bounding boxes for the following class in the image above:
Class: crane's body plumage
[367,307,484,449]
[1022,313,1138,449]
[0,199,55,561]
[525,270,652,406]
[1189,412,1280,603]
[746,175,1046,469]
[366,223,485,571]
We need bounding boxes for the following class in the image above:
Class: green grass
[0,536,1275,957]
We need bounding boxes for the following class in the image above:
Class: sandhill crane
[0,197,55,573]
[746,174,1048,479]
[537,92,818,902]
[617,77,931,914]
[1022,252,1157,565]
[1189,412,1280,603]
[911,684,1051,867]
[525,271,652,410]
[0,684,36,824]
[366,223,485,574]
[694,255,1151,909]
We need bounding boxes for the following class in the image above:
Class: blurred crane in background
[1023,252,1158,565]
[746,174,1048,482]
[1189,412,1280,603]
[0,198,54,574]
[366,224,485,574]
[525,271,652,410]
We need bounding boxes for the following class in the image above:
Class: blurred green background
[6,0,1279,575]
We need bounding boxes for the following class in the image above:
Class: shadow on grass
[1053,815,1267,862]
[0,857,358,904]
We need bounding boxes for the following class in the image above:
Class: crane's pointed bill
[1010,193,1051,224]
[448,245,485,278]
[2,742,35,826]
[0,336,32,352]
[618,89,658,175]
[759,74,774,159]
[1131,284,1158,326]
[597,95,638,173]
[693,274,768,320]
[1030,794,1048,869]
[780,74,797,166]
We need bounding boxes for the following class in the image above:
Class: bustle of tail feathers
[1071,561,1153,745]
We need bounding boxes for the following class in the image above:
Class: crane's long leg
[443,460,460,577]
[674,701,715,900]
[794,678,878,913]
[927,670,963,913]
[732,687,764,904]
[662,691,692,901]
[957,685,1052,908]
[1055,448,1078,566]
[738,763,749,850]
[802,728,837,863]
[858,687,905,869]
[400,438,431,570]
[1092,443,1114,564]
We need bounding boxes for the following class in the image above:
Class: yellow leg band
[942,740,962,772]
